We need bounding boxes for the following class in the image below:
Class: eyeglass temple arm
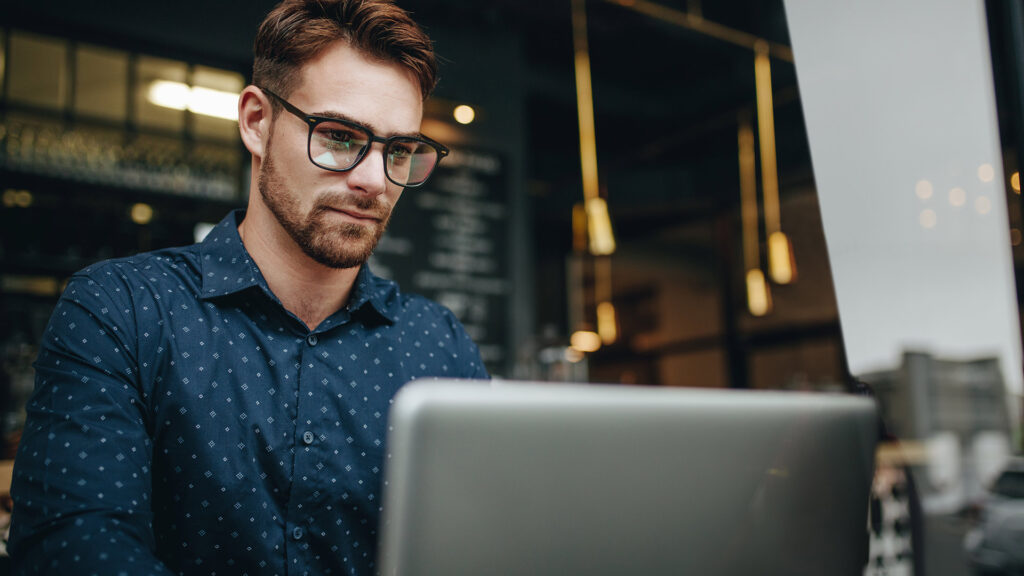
[259,87,308,123]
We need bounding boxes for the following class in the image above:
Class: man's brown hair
[253,0,437,101]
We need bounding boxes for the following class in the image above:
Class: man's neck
[237,210,360,332]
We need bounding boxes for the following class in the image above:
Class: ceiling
[1,0,813,317]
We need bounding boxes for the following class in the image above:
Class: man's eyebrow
[312,110,421,139]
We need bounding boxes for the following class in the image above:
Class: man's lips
[325,207,382,222]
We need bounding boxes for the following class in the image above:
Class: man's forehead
[292,42,423,134]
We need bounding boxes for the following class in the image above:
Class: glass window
[192,141,242,201]
[128,132,186,172]
[75,44,128,122]
[135,56,187,133]
[8,32,67,110]
[191,65,244,141]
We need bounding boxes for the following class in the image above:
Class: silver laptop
[378,380,878,576]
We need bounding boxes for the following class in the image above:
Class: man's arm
[9,273,171,575]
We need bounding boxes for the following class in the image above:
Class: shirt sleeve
[8,273,172,575]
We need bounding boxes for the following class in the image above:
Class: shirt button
[307,334,318,346]
[292,526,304,540]
[302,431,315,445]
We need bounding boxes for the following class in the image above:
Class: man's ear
[238,86,271,160]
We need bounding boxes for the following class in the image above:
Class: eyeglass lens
[309,121,439,186]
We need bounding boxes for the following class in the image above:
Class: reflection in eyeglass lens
[387,140,437,185]
[311,122,365,169]
[308,121,439,185]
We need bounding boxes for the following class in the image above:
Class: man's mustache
[312,193,390,220]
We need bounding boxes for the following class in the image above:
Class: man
[9,1,488,574]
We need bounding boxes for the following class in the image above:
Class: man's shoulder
[394,290,445,313]
[391,289,464,330]
[356,269,478,349]
[48,245,204,340]
[383,287,489,378]
[358,270,448,324]
[68,244,203,300]
[76,244,200,279]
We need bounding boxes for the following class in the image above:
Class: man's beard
[257,147,392,269]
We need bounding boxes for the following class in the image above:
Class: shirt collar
[198,210,263,299]
[347,261,401,325]
[199,210,399,325]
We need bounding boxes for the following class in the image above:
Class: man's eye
[391,143,420,161]
[326,130,354,143]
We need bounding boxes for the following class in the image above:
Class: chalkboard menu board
[369,148,509,375]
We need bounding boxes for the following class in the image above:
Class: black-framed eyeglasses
[260,87,449,188]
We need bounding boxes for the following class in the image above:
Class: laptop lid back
[379,381,877,576]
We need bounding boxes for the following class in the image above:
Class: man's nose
[345,145,389,195]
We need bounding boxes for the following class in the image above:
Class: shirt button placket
[293,331,316,564]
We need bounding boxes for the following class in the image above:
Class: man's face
[258,41,423,269]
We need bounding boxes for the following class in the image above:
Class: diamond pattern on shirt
[10,210,489,576]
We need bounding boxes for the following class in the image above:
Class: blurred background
[1,0,1023,574]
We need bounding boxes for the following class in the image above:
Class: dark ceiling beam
[601,0,793,61]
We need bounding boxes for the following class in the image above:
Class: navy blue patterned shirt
[9,210,489,575]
